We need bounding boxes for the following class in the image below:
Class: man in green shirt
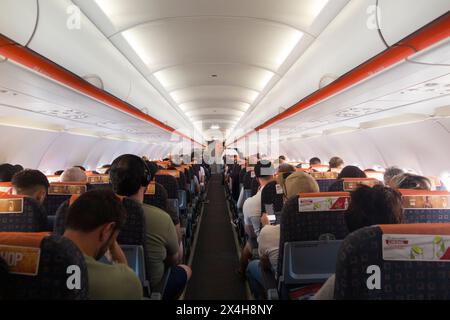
[110,154,192,300]
[63,189,143,300]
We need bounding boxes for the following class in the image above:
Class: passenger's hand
[260,213,270,227]
[109,240,128,265]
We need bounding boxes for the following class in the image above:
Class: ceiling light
[122,30,152,65]
[210,125,220,130]
[275,31,304,66]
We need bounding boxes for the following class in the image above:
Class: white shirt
[243,188,263,237]
[258,224,280,276]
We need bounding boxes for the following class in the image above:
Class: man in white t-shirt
[238,160,275,277]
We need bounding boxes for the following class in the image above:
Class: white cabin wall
[279,118,450,177]
[0,125,168,172]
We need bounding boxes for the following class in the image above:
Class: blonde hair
[284,172,319,198]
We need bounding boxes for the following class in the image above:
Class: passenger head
[13,164,24,174]
[337,166,367,179]
[278,163,295,174]
[109,154,151,200]
[0,163,16,182]
[284,171,320,199]
[384,166,404,186]
[146,161,159,181]
[309,157,321,166]
[329,157,344,170]
[11,169,50,205]
[54,170,64,176]
[254,161,275,186]
[278,155,286,164]
[60,167,87,183]
[63,189,127,260]
[346,185,403,232]
[389,173,432,190]
[74,165,86,172]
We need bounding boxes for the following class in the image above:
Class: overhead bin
[0,0,38,46]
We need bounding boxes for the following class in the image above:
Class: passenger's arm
[164,218,180,266]
[259,254,272,272]
[109,240,128,265]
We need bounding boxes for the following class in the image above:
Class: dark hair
[278,163,295,173]
[254,161,275,178]
[384,166,404,185]
[109,154,150,196]
[11,169,49,193]
[329,157,344,169]
[279,155,286,161]
[346,185,403,232]
[309,157,321,165]
[146,161,159,180]
[0,163,15,182]
[391,173,432,190]
[65,189,126,233]
[54,170,64,176]
[337,166,367,179]
[13,164,23,173]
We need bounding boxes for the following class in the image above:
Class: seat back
[44,182,87,215]
[281,240,343,299]
[121,244,147,290]
[0,194,47,232]
[400,189,450,223]
[0,232,88,299]
[155,173,179,220]
[278,192,350,275]
[328,178,380,192]
[335,223,450,300]
[143,182,168,212]
[0,182,12,194]
[310,172,339,192]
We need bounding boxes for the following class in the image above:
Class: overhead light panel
[210,125,220,130]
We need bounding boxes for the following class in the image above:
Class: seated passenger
[54,170,64,176]
[246,171,319,299]
[60,167,88,183]
[388,173,431,190]
[309,157,321,167]
[109,154,191,300]
[13,164,24,174]
[329,157,344,172]
[328,165,367,191]
[383,166,404,186]
[238,161,275,277]
[0,163,16,182]
[74,165,86,172]
[11,169,49,229]
[315,185,403,300]
[63,189,142,300]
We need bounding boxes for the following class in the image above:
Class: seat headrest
[48,182,87,195]
[0,232,50,276]
[0,182,12,194]
[341,178,379,191]
[310,171,339,179]
[145,182,156,195]
[156,170,180,178]
[0,194,25,214]
[298,192,350,212]
[399,189,450,209]
[86,174,109,184]
[378,224,450,262]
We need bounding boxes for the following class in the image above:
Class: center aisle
[184,174,247,300]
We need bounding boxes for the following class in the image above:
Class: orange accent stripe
[399,189,450,196]
[49,182,86,186]
[380,223,450,235]
[0,35,204,147]
[0,182,12,187]
[342,178,378,182]
[0,194,24,199]
[299,192,350,197]
[0,232,50,248]
[228,12,450,146]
